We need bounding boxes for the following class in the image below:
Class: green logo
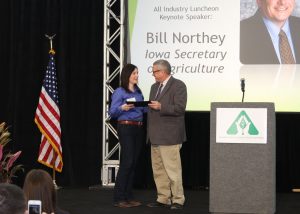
[226,110,259,135]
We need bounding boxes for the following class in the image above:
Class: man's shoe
[128,200,142,207]
[147,201,170,208]
[170,203,183,209]
[113,201,134,208]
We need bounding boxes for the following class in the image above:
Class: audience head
[23,169,56,214]
[0,183,26,214]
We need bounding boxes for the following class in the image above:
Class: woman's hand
[121,103,134,111]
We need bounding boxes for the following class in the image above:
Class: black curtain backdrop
[0,0,103,187]
[1,1,300,192]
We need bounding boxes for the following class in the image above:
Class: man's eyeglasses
[152,69,161,74]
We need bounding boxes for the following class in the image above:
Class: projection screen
[128,0,300,112]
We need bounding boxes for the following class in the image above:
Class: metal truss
[102,0,125,186]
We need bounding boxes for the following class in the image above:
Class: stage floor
[57,187,300,214]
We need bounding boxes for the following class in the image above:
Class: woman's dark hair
[120,63,141,93]
[23,169,56,213]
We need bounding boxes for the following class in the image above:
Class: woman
[109,64,146,208]
[23,169,69,214]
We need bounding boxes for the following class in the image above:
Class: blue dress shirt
[109,86,147,121]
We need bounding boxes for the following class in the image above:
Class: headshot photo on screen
[240,0,300,64]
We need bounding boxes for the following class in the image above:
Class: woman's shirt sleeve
[109,88,124,119]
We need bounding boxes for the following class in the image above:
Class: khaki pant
[151,144,185,205]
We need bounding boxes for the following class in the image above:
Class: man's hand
[148,101,161,110]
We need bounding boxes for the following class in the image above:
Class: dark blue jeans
[113,124,144,202]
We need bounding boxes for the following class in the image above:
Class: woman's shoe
[113,201,134,208]
[128,200,142,207]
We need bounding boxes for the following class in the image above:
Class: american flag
[34,51,63,172]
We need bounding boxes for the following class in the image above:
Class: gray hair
[153,59,171,75]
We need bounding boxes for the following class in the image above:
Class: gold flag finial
[45,34,56,54]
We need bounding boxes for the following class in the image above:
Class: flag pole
[45,34,60,190]
[52,148,60,190]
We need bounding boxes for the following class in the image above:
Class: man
[240,0,300,64]
[0,183,26,214]
[147,59,187,210]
